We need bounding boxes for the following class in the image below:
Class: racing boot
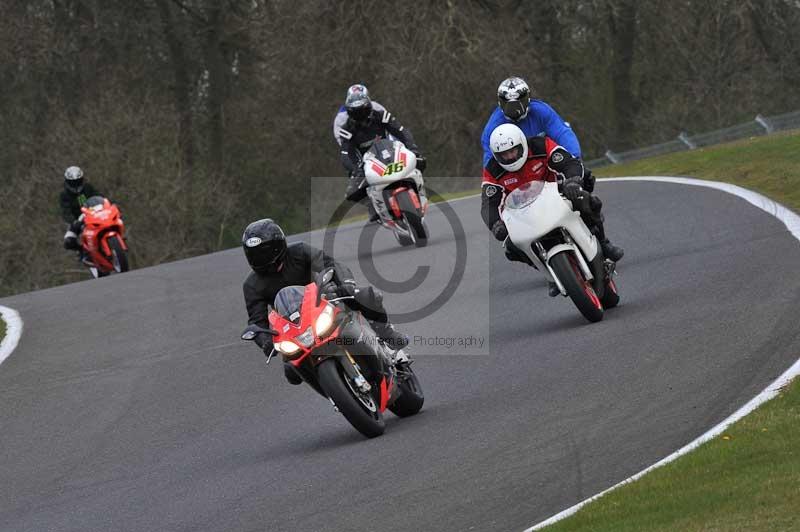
[367,202,380,223]
[548,281,560,297]
[585,197,624,262]
[600,239,624,262]
[371,321,411,366]
[504,240,534,266]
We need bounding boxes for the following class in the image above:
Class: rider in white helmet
[482,124,623,295]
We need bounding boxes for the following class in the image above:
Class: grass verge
[542,130,800,531]
[0,317,5,344]
[595,130,800,211]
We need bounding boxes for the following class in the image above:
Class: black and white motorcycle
[502,179,620,322]
[361,138,429,247]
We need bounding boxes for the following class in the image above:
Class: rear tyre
[601,277,620,309]
[317,358,385,438]
[549,252,604,323]
[396,192,428,248]
[108,236,129,273]
[388,366,424,417]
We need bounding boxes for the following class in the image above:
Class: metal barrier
[585,109,800,168]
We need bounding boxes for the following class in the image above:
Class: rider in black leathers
[241,218,409,384]
[60,166,103,250]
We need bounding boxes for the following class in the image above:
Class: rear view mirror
[240,324,278,341]
[315,268,336,305]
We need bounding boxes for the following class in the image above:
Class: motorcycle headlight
[275,340,301,355]
[315,305,335,336]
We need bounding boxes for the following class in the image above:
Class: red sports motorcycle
[79,196,129,278]
[241,269,424,438]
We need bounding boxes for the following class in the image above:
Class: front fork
[332,314,398,407]
[536,231,608,298]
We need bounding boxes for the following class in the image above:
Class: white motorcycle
[362,138,429,247]
[501,180,619,322]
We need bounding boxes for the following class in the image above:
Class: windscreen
[368,139,396,165]
[274,286,305,322]
[504,181,546,210]
[84,196,105,208]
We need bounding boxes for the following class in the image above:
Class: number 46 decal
[383,162,405,175]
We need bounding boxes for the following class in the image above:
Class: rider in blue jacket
[480,77,581,166]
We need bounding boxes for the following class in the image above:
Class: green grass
[0,317,5,343]
[426,188,481,203]
[543,380,800,532]
[543,130,800,531]
[596,130,800,212]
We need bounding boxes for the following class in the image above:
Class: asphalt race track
[2,180,799,532]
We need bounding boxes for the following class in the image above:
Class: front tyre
[396,191,428,247]
[549,252,604,323]
[317,358,385,438]
[108,236,129,273]
[388,366,424,417]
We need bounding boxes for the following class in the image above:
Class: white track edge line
[0,305,23,367]
[525,175,800,531]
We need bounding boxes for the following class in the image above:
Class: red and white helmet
[489,124,528,172]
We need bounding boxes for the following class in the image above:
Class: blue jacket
[481,100,581,166]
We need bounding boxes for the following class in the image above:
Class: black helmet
[64,166,84,193]
[497,77,531,121]
[344,84,372,123]
[242,219,287,274]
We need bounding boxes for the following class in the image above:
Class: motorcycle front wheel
[108,236,129,273]
[317,358,385,438]
[396,191,428,248]
[549,251,604,323]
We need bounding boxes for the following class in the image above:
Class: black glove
[254,332,274,353]
[415,155,427,173]
[345,173,366,201]
[350,163,365,179]
[323,278,358,300]
[64,236,80,250]
[562,179,584,202]
[491,220,508,241]
[582,168,595,193]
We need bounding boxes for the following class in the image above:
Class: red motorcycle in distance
[241,269,424,438]
[79,196,129,278]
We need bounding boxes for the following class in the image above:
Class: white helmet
[64,166,84,193]
[489,124,528,172]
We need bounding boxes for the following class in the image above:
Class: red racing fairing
[80,198,127,274]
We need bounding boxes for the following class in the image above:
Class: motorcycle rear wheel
[550,251,604,323]
[317,358,385,438]
[388,366,424,417]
